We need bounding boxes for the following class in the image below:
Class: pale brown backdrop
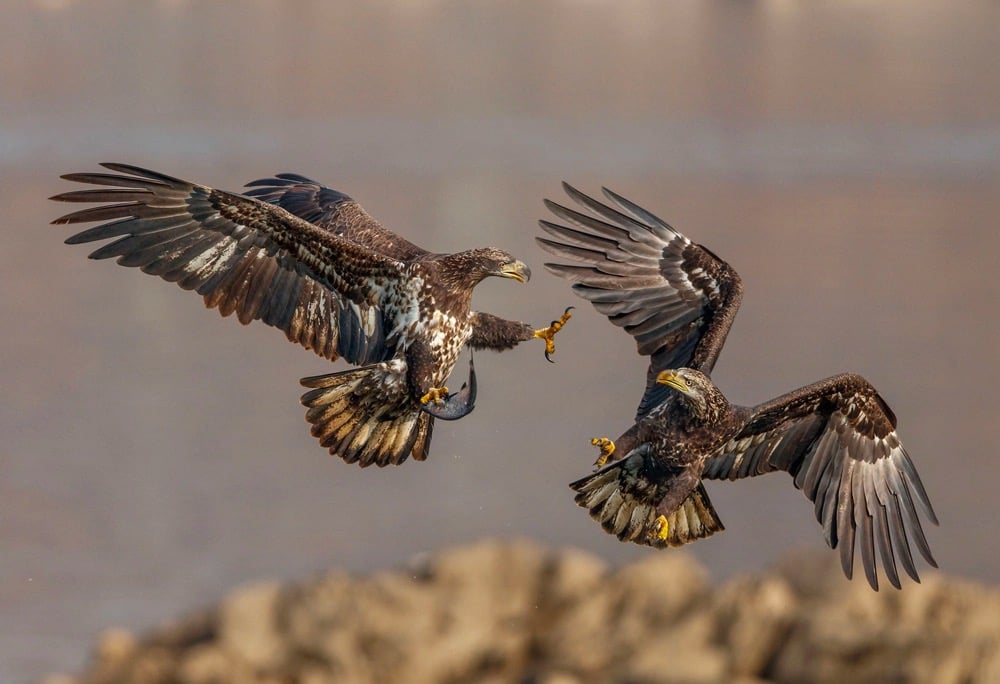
[2,1,998,680]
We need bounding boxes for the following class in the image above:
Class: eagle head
[442,248,531,287]
[656,368,729,422]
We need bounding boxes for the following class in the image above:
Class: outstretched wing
[537,184,743,419]
[702,373,939,590]
[52,163,406,365]
[243,173,429,262]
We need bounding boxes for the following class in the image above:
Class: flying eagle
[52,163,572,467]
[537,184,938,590]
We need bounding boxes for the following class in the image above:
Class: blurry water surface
[2,1,999,680]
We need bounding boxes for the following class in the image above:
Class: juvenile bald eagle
[538,184,938,590]
[52,163,572,467]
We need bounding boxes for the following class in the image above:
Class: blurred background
[2,0,998,680]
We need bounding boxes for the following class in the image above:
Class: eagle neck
[436,252,490,292]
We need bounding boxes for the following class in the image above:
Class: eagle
[51,163,572,467]
[537,183,938,590]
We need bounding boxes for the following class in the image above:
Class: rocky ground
[46,540,1000,684]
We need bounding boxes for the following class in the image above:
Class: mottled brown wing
[537,184,743,420]
[243,173,429,262]
[52,163,406,365]
[702,373,939,590]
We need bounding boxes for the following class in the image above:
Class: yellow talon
[420,387,449,405]
[533,306,574,362]
[591,437,615,468]
[650,515,669,542]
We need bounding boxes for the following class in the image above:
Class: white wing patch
[183,238,238,280]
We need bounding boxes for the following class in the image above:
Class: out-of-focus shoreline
[45,540,1000,684]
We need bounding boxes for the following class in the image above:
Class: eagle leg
[590,437,616,468]
[648,515,670,543]
[420,387,449,406]
[533,306,574,362]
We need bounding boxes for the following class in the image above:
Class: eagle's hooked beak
[656,370,690,393]
[498,260,531,284]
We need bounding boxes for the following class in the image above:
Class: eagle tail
[657,482,725,548]
[571,461,724,547]
[300,363,434,467]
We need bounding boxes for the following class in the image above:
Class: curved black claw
[541,306,575,363]
[420,354,478,420]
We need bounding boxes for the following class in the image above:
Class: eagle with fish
[538,183,938,590]
[52,163,571,467]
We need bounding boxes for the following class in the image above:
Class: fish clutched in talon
[590,437,616,468]
[420,387,450,406]
[533,306,574,362]
[419,354,478,421]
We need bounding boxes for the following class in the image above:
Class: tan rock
[52,543,1000,684]
[712,574,796,677]
[218,581,287,672]
[95,628,137,665]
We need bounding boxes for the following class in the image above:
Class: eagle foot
[590,437,616,468]
[648,515,670,543]
[420,387,449,406]
[534,306,574,362]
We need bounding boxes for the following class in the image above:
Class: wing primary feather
[838,466,857,579]
[114,226,200,267]
[852,464,878,590]
[898,449,939,525]
[58,172,169,189]
[886,488,920,582]
[818,446,845,546]
[561,182,659,237]
[537,220,626,252]
[895,472,938,568]
[50,189,153,204]
[535,237,611,263]
[866,470,900,589]
[54,202,150,225]
[98,162,187,184]
[543,199,633,242]
[600,186,678,240]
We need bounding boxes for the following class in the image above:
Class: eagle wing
[537,184,743,420]
[52,163,407,365]
[702,373,939,590]
[243,173,429,262]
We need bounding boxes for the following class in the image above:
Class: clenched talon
[533,306,574,362]
[420,387,449,405]
[591,437,616,468]
[649,515,670,543]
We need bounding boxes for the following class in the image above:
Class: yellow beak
[656,370,689,392]
[498,260,531,283]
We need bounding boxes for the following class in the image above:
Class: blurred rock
[55,540,1000,684]
[712,574,796,677]
[218,582,286,671]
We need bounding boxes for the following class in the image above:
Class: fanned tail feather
[571,462,658,543]
[655,482,725,548]
[571,463,724,548]
[300,362,433,467]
